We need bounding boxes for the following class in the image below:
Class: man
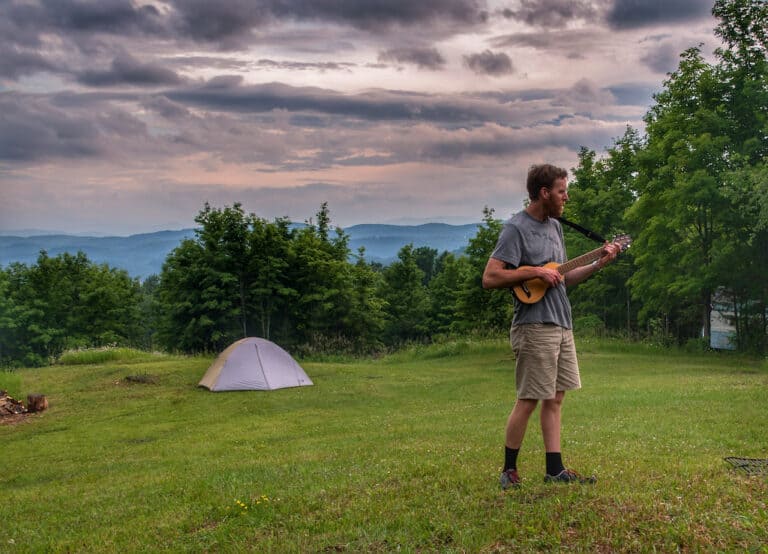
[482,164,620,489]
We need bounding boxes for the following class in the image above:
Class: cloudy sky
[0,0,720,235]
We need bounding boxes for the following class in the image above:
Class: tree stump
[27,394,48,413]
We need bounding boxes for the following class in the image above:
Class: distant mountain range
[0,223,480,279]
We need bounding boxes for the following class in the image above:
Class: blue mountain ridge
[0,223,480,279]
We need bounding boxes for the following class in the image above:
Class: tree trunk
[27,394,48,413]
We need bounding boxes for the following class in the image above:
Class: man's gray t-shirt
[490,211,572,328]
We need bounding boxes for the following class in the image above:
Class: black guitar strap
[556,216,606,244]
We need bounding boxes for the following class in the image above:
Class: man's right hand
[537,267,563,287]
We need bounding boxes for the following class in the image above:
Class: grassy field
[2,338,767,553]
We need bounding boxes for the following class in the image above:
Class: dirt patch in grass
[123,373,160,385]
[0,412,31,426]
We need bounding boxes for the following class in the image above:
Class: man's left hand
[597,241,620,269]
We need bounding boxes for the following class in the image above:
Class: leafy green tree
[343,248,386,351]
[0,268,19,366]
[246,216,295,341]
[626,46,733,341]
[716,163,768,352]
[158,202,390,354]
[195,203,252,339]
[1,252,142,365]
[286,204,356,347]
[76,264,142,346]
[567,129,641,335]
[622,2,768,349]
[454,207,513,331]
[137,275,161,351]
[159,204,255,353]
[413,246,439,285]
[710,0,768,351]
[158,237,226,352]
[427,251,469,334]
[379,244,431,343]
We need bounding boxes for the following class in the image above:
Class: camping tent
[199,337,313,391]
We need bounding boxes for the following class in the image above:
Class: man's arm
[482,257,562,290]
[563,242,621,287]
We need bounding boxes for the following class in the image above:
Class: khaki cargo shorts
[510,323,581,400]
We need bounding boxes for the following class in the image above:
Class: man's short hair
[526,164,568,200]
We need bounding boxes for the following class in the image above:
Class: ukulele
[511,234,632,304]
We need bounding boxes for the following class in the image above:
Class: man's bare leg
[506,398,538,448]
[540,391,564,452]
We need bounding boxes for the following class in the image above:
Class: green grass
[0,369,23,398]
[56,346,170,366]
[2,339,767,552]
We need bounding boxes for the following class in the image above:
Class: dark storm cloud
[0,45,55,79]
[41,0,164,34]
[0,93,104,161]
[3,0,166,41]
[378,47,447,70]
[264,0,488,31]
[168,0,271,48]
[501,0,598,28]
[409,117,626,161]
[606,0,713,29]
[491,29,600,54]
[0,0,488,60]
[640,41,682,73]
[558,79,615,106]
[165,80,509,123]
[166,56,252,71]
[255,59,358,72]
[464,50,514,76]
[76,53,186,87]
[141,95,192,120]
[607,83,658,106]
[0,0,490,80]
[0,91,189,163]
[167,0,487,48]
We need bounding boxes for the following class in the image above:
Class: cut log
[27,394,48,413]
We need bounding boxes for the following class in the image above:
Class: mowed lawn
[2,339,767,552]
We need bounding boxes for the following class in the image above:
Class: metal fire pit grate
[724,457,768,475]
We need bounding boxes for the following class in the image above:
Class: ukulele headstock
[611,234,632,252]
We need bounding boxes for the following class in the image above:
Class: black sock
[546,452,565,476]
[504,447,519,471]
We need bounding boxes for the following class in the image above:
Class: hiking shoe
[500,469,521,490]
[544,469,596,484]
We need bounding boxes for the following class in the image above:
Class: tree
[137,275,161,351]
[286,204,356,347]
[567,129,641,335]
[1,252,143,365]
[715,163,768,352]
[158,237,232,353]
[195,203,252,339]
[427,251,469,334]
[454,207,513,331]
[343,248,386,351]
[620,2,768,350]
[0,269,19,366]
[412,246,439,285]
[626,46,733,341]
[713,0,768,74]
[710,0,768,352]
[246,216,295,341]
[379,244,431,344]
[158,203,291,352]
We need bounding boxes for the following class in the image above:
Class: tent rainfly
[199,337,313,391]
